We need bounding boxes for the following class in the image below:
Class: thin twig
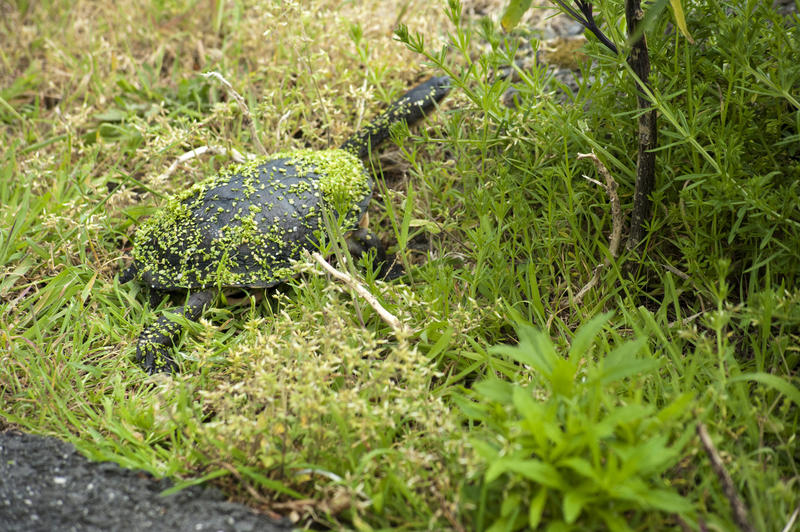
[661,262,690,280]
[696,423,756,532]
[550,0,619,54]
[309,251,406,334]
[202,71,267,155]
[434,488,467,532]
[573,152,622,304]
[155,145,254,183]
[666,311,703,329]
[782,504,800,532]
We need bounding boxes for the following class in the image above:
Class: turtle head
[401,76,451,118]
[340,76,453,160]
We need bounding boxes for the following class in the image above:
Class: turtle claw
[346,228,404,280]
[119,263,138,284]
[380,259,405,281]
[136,341,178,374]
[134,290,214,374]
[136,315,182,374]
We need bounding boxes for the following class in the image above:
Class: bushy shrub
[167,285,466,527]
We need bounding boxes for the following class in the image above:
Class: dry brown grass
[1,1,452,146]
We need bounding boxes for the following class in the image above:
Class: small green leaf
[668,0,695,43]
[529,487,547,528]
[559,457,597,482]
[486,458,564,489]
[426,326,454,359]
[486,514,514,532]
[469,438,500,461]
[500,0,533,32]
[451,393,488,419]
[399,179,414,249]
[475,377,515,404]
[409,218,442,234]
[511,385,543,424]
[592,338,656,386]
[501,492,522,516]
[637,488,692,512]
[568,311,612,362]
[491,324,558,376]
[562,490,590,523]
[656,392,694,423]
[549,358,577,398]
[598,509,634,532]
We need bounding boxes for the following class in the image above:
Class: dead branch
[696,423,756,532]
[783,504,800,532]
[155,145,254,183]
[573,152,623,304]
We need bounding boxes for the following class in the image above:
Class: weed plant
[1,0,798,530]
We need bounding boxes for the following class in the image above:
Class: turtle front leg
[347,228,404,280]
[136,289,215,374]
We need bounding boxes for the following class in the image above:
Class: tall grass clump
[160,284,469,528]
[396,0,799,529]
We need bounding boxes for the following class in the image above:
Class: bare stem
[310,252,406,335]
[202,71,267,155]
[624,0,658,252]
[697,423,756,532]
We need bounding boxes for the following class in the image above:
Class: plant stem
[625,0,658,251]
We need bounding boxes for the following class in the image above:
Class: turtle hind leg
[136,289,215,374]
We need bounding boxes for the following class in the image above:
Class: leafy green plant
[458,314,695,530]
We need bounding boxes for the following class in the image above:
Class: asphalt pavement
[0,430,290,532]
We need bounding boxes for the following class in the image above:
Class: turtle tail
[340,76,451,160]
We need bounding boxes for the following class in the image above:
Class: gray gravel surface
[0,430,290,532]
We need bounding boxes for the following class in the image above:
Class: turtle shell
[131,149,372,290]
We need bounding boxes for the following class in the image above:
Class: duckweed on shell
[131,149,371,290]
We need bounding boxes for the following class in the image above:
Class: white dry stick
[155,145,253,183]
[310,251,406,334]
[202,71,267,155]
[573,152,623,304]
[783,504,800,532]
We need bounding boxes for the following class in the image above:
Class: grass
[2,0,799,529]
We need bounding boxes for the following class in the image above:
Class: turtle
[120,76,451,373]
